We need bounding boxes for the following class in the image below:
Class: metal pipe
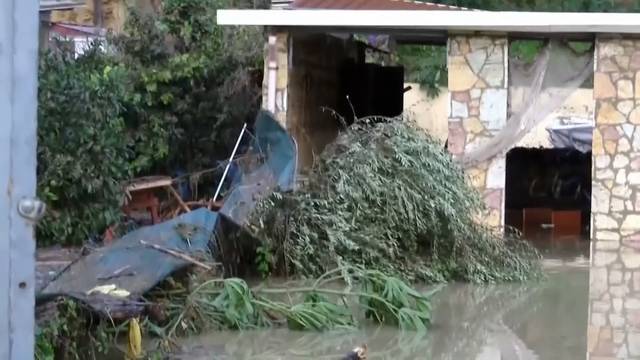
[212,123,248,203]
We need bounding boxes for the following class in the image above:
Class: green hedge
[37,0,263,246]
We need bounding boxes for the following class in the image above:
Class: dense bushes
[114,0,264,170]
[37,0,263,246]
[37,49,134,245]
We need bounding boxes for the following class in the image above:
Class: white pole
[1,0,39,358]
[213,123,248,203]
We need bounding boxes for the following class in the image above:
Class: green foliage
[209,278,268,329]
[286,293,354,330]
[113,0,264,171]
[510,40,545,63]
[37,0,264,245]
[397,1,609,96]
[37,46,134,246]
[35,299,113,360]
[360,269,432,330]
[154,266,433,339]
[251,118,542,283]
[36,268,432,356]
[255,245,274,279]
[396,45,447,97]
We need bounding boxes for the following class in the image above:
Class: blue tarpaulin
[40,208,218,302]
[220,111,297,224]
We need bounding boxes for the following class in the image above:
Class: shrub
[37,47,133,246]
[36,0,264,245]
[251,118,542,283]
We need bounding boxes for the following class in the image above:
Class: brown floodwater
[169,249,590,360]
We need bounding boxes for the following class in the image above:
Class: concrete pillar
[447,35,509,228]
[262,32,289,127]
[588,37,640,359]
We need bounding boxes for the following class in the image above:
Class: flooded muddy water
[172,251,590,360]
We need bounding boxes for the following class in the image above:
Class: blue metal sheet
[39,111,298,317]
[220,111,297,224]
[40,209,219,306]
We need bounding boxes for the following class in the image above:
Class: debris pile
[35,112,433,358]
[251,117,542,283]
[35,113,542,358]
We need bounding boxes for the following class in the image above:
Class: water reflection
[172,260,589,360]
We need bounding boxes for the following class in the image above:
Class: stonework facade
[447,35,509,228]
[589,37,640,359]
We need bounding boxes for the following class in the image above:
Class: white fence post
[0,0,40,358]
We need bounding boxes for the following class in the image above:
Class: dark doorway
[505,148,591,249]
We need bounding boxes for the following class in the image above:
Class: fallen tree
[250,117,542,283]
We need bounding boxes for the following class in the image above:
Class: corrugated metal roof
[289,0,471,11]
[40,0,85,12]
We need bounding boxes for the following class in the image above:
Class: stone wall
[447,35,509,227]
[589,37,640,359]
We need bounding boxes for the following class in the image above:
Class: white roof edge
[40,0,85,12]
[217,9,640,34]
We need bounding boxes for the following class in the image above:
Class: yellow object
[86,284,131,298]
[126,318,143,360]
[86,284,117,295]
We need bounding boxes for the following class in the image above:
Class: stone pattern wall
[262,33,289,126]
[447,36,508,227]
[589,38,640,359]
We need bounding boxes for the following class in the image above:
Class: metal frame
[1,0,40,358]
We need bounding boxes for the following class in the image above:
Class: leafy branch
[147,266,437,343]
[250,117,542,283]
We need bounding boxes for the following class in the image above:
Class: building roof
[289,0,471,11]
[217,9,640,39]
[40,0,85,12]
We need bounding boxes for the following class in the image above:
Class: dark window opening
[505,148,591,250]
